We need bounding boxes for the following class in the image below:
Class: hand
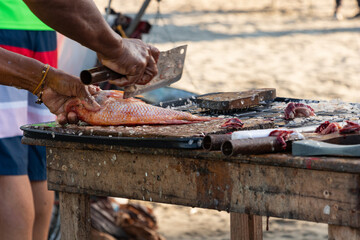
[42,68,100,125]
[97,38,160,87]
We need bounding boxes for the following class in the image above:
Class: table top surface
[22,134,360,174]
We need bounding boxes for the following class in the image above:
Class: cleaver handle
[292,140,360,157]
[80,66,125,85]
[221,137,285,157]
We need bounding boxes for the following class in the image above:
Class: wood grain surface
[25,118,274,138]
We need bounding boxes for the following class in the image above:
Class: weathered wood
[196,88,276,111]
[22,117,274,139]
[328,225,360,240]
[47,147,360,228]
[231,213,249,240]
[23,136,360,174]
[59,192,91,240]
[248,215,263,240]
[230,213,263,240]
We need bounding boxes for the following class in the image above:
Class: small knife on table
[80,45,187,99]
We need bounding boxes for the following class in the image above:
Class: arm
[23,0,160,86]
[0,47,46,92]
[0,47,99,124]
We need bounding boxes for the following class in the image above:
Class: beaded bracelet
[32,64,50,104]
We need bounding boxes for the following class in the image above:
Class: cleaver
[292,133,360,157]
[80,45,187,99]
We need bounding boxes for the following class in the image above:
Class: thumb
[64,81,100,111]
[82,95,100,111]
[76,85,100,111]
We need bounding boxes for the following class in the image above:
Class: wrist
[96,31,123,59]
[32,64,50,95]
[32,64,51,104]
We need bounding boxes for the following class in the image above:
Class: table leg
[328,225,360,240]
[59,192,91,240]
[230,213,263,240]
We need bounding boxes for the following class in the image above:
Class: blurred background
[87,0,359,239]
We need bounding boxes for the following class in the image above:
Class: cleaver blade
[123,45,187,99]
[80,45,187,99]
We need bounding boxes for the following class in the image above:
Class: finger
[73,84,100,111]
[109,77,132,87]
[137,56,157,85]
[81,96,100,112]
[148,45,160,63]
[146,54,158,76]
[67,112,78,124]
[136,75,151,85]
[56,113,68,125]
[127,63,146,86]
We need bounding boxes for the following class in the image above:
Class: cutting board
[195,88,276,111]
[21,118,274,149]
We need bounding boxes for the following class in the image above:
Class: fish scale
[66,90,214,126]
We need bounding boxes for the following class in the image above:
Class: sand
[93,0,360,239]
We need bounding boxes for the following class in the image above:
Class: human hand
[97,38,160,87]
[41,68,101,125]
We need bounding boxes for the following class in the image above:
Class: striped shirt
[0,29,57,138]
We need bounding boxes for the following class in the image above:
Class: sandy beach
[92,0,360,239]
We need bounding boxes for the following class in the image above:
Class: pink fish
[65,90,214,126]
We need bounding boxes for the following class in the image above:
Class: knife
[292,133,360,157]
[80,45,187,99]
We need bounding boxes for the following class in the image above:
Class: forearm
[23,0,122,58]
[0,48,44,92]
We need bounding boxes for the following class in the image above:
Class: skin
[0,45,99,240]
[1,1,160,239]
[23,0,160,87]
[0,47,100,124]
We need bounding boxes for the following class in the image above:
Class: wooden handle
[292,140,360,157]
[80,66,125,85]
[222,137,284,157]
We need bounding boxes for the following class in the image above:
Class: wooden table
[22,136,360,240]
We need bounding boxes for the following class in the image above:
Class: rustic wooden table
[22,136,360,240]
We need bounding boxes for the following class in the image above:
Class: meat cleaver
[80,45,187,99]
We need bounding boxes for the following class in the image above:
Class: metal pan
[20,124,203,149]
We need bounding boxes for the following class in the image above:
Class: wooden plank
[196,88,276,111]
[23,117,274,139]
[230,213,263,240]
[59,192,91,240]
[328,225,360,240]
[231,213,249,240]
[248,215,263,240]
[47,147,360,228]
[23,137,360,174]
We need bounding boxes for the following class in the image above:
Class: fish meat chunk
[284,102,315,120]
[315,121,341,135]
[65,90,214,126]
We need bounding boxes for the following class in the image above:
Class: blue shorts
[0,29,56,181]
[0,136,47,181]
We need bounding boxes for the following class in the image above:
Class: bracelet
[33,64,50,104]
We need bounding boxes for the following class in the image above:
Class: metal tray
[20,123,203,149]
